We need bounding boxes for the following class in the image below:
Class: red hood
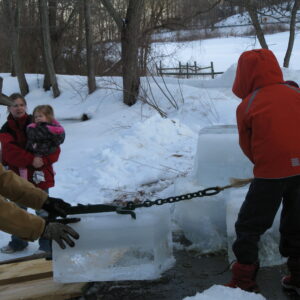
[232,49,284,99]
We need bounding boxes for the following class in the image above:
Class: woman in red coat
[0,93,61,254]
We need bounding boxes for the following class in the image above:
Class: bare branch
[100,0,123,31]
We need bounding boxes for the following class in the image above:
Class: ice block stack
[174,178,228,253]
[193,125,253,187]
[175,124,284,266]
[174,125,253,252]
[53,206,174,282]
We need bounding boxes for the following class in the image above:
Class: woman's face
[9,98,27,119]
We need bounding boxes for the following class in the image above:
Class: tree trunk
[283,0,300,68]
[0,77,3,94]
[84,0,96,94]
[3,0,29,96]
[39,0,60,97]
[100,0,144,106]
[42,69,51,91]
[121,0,145,106]
[48,0,59,69]
[245,1,268,49]
[75,2,84,63]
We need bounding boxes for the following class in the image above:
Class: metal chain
[124,186,224,211]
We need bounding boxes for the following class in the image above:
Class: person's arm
[0,163,48,209]
[0,195,45,241]
[42,147,61,166]
[1,137,34,168]
[0,195,79,247]
[236,104,254,163]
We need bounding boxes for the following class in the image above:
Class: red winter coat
[0,113,60,189]
[233,49,300,179]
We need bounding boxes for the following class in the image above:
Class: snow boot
[282,257,300,295]
[224,261,259,292]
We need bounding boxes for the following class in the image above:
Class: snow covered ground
[0,27,300,299]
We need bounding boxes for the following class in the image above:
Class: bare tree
[100,0,145,106]
[3,0,29,95]
[244,0,268,49]
[39,0,60,97]
[283,0,300,67]
[84,0,96,94]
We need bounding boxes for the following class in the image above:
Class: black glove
[42,196,71,218]
[41,219,80,249]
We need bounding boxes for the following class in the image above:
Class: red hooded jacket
[233,49,300,179]
[0,113,60,189]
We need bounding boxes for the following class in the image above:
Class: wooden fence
[156,61,223,79]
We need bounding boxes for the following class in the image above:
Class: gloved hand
[41,220,80,249]
[42,196,71,218]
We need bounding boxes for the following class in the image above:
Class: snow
[152,31,300,74]
[0,22,299,299]
[183,285,266,300]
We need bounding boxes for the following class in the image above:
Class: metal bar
[66,204,119,215]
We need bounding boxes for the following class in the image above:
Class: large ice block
[193,125,253,187]
[53,206,174,282]
[226,188,286,267]
[173,178,228,253]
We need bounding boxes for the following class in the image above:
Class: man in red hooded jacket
[225,49,300,294]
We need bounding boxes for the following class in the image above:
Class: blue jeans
[9,190,52,253]
[36,209,52,252]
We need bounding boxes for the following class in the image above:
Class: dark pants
[9,189,52,253]
[36,209,52,252]
[233,176,300,264]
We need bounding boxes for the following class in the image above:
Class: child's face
[34,112,48,123]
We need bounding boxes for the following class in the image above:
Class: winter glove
[42,196,71,218]
[41,219,80,249]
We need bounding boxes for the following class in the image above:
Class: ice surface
[53,206,175,282]
[173,178,228,253]
[226,188,286,267]
[193,125,253,187]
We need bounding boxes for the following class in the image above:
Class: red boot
[225,262,259,292]
[281,257,300,295]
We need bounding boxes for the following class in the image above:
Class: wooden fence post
[186,62,189,78]
[155,61,222,78]
[211,61,215,79]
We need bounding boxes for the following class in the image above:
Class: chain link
[125,186,222,210]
